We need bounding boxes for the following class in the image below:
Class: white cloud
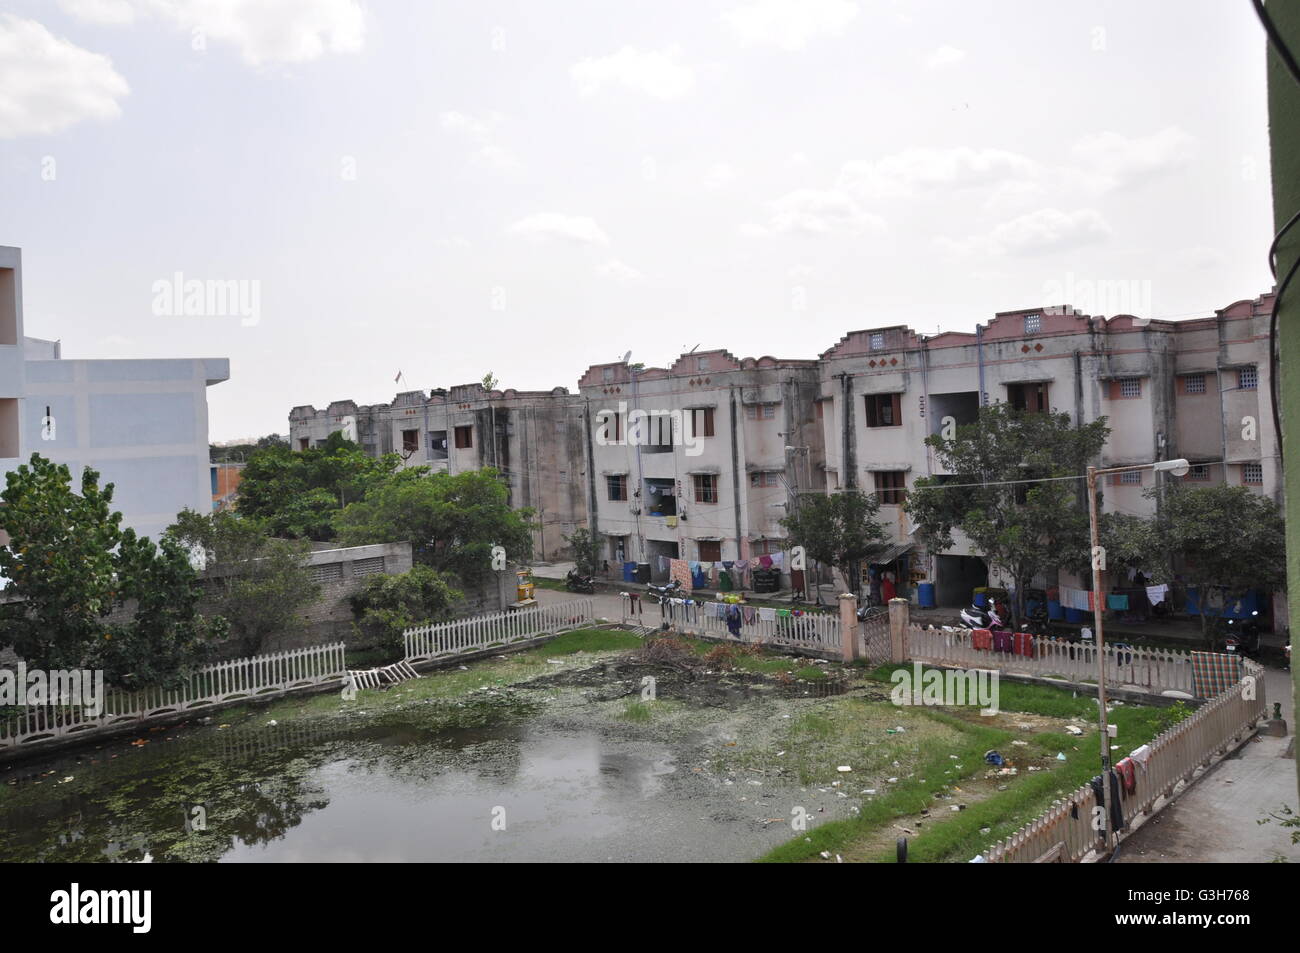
[939,207,1112,257]
[597,259,643,282]
[440,110,520,172]
[766,188,884,237]
[924,45,966,69]
[838,147,1040,200]
[723,0,858,51]
[0,14,129,139]
[571,46,696,99]
[1070,127,1197,191]
[58,0,138,24]
[506,213,610,245]
[62,0,366,66]
[704,161,738,190]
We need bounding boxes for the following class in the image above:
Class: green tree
[349,565,462,659]
[334,467,534,586]
[0,455,221,685]
[780,489,890,596]
[906,403,1110,621]
[165,509,319,658]
[235,433,401,539]
[1149,484,1285,643]
[565,527,602,577]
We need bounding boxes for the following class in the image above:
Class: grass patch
[762,664,1177,863]
[619,701,654,722]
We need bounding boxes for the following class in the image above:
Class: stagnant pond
[0,660,864,862]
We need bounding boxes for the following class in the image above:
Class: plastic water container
[918,582,936,607]
[622,561,636,582]
[1047,599,1065,621]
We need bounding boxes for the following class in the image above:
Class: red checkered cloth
[1190,651,1242,698]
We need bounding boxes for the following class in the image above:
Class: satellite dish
[621,351,632,363]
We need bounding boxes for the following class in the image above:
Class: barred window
[1182,373,1206,395]
[1238,366,1258,390]
[1118,378,1141,398]
[1119,470,1142,485]
[1024,313,1041,334]
[352,556,385,576]
[310,563,344,583]
[1243,463,1263,485]
[869,332,885,350]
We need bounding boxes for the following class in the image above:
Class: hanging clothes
[725,604,743,637]
[1145,584,1168,606]
[1107,593,1129,611]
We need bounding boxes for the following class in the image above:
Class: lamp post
[1086,456,1188,854]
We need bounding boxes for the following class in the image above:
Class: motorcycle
[645,579,683,605]
[1223,611,1262,656]
[564,569,596,594]
[960,598,1007,631]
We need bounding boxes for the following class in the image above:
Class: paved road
[1117,666,1299,863]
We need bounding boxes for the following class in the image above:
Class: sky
[0,0,1277,442]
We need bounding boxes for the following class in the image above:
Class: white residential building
[0,246,230,542]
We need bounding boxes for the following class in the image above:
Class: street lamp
[1085,457,1187,855]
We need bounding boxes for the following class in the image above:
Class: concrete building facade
[290,383,588,560]
[818,295,1280,604]
[0,246,230,543]
[576,349,825,581]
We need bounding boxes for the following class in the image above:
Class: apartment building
[0,246,231,543]
[290,383,587,559]
[577,350,825,581]
[818,294,1279,604]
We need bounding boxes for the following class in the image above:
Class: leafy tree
[1144,484,1284,643]
[780,489,890,596]
[906,403,1110,621]
[349,565,462,659]
[1095,511,1166,579]
[165,509,319,658]
[565,527,602,577]
[235,433,401,539]
[334,467,535,586]
[0,455,221,685]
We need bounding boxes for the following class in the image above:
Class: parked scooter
[645,579,683,605]
[564,569,596,594]
[1223,610,1263,656]
[960,598,1008,631]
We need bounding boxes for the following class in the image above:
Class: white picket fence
[0,643,347,750]
[981,658,1267,863]
[403,598,595,663]
[657,600,842,655]
[908,625,1196,696]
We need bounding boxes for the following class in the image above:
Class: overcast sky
[0,0,1276,441]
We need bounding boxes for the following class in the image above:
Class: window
[1006,382,1049,413]
[865,393,902,428]
[1023,313,1042,334]
[762,403,776,420]
[1181,373,1207,395]
[1238,366,1258,390]
[641,413,675,452]
[352,556,385,576]
[1118,471,1142,485]
[454,425,473,449]
[602,367,615,382]
[698,356,711,372]
[1243,463,1263,485]
[607,475,627,500]
[746,403,777,420]
[873,470,907,505]
[401,429,419,453]
[697,540,721,561]
[1115,378,1142,399]
[298,437,309,451]
[869,332,885,351]
[310,563,344,584]
[751,539,783,556]
[693,474,718,504]
[689,407,715,438]
[1184,464,1212,482]
[428,430,448,459]
[750,471,779,488]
